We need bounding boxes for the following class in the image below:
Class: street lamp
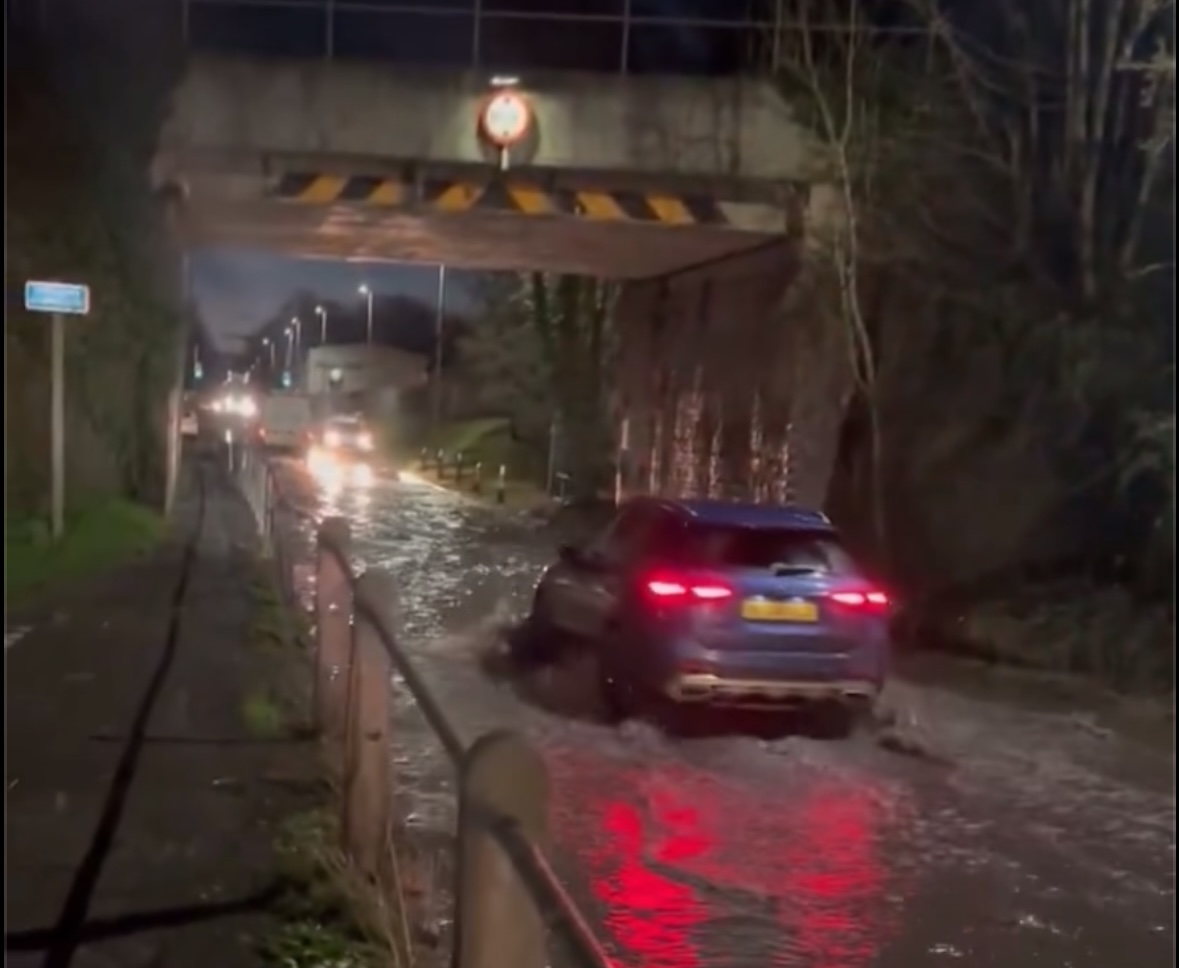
[315,304,327,344]
[262,337,275,369]
[284,326,295,370]
[432,265,446,431]
[358,284,374,345]
[290,316,302,359]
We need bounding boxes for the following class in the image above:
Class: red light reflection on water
[595,800,707,967]
[547,746,906,968]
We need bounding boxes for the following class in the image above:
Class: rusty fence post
[263,462,274,545]
[258,458,273,553]
[315,518,353,751]
[342,570,395,881]
[454,731,550,968]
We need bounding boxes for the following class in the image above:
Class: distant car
[310,415,375,457]
[513,496,891,736]
[306,415,376,484]
[180,409,199,437]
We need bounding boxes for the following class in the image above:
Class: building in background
[305,344,428,419]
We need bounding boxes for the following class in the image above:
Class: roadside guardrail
[236,450,614,968]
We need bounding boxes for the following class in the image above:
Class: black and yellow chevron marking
[271,173,728,226]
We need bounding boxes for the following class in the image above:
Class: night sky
[191,249,478,351]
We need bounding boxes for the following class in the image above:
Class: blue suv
[515,496,891,736]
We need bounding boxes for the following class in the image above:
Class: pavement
[5,459,318,968]
[274,457,1175,968]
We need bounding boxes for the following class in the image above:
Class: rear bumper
[664,672,878,708]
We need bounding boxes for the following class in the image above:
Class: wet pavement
[275,462,1175,968]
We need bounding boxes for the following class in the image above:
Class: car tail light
[827,589,890,613]
[643,572,734,605]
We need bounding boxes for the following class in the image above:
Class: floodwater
[273,462,1175,968]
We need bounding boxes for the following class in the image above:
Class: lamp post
[315,304,328,344]
[358,284,374,345]
[432,264,446,432]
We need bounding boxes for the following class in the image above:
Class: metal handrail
[242,453,615,968]
[350,581,466,764]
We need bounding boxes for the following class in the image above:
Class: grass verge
[416,416,511,458]
[245,558,317,738]
[5,499,164,607]
[411,417,546,482]
[248,562,298,650]
[408,462,556,514]
[241,688,289,739]
[263,802,442,967]
[247,561,441,967]
[262,809,388,968]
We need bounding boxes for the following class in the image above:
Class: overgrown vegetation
[264,809,415,968]
[775,0,1174,687]
[262,784,434,968]
[6,17,187,521]
[455,273,617,501]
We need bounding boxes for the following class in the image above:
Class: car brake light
[828,590,890,612]
[643,573,734,604]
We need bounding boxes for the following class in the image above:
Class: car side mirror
[557,543,582,565]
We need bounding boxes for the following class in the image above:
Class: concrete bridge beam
[159,56,826,186]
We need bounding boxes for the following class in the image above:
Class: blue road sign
[24,280,90,315]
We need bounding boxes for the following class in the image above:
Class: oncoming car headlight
[237,397,258,419]
[324,430,342,448]
[357,432,374,451]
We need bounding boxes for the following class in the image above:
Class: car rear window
[684,525,855,574]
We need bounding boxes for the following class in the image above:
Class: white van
[259,392,314,452]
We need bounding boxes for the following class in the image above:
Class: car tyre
[807,698,867,740]
[597,660,640,724]
[510,591,562,667]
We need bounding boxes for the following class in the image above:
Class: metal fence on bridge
[176,0,928,75]
[16,0,932,81]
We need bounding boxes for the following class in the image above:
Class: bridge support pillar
[613,241,853,510]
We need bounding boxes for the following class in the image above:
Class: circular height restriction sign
[478,90,534,148]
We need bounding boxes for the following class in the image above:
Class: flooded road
[276,463,1175,968]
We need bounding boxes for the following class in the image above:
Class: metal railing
[237,451,613,968]
[178,0,927,75]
